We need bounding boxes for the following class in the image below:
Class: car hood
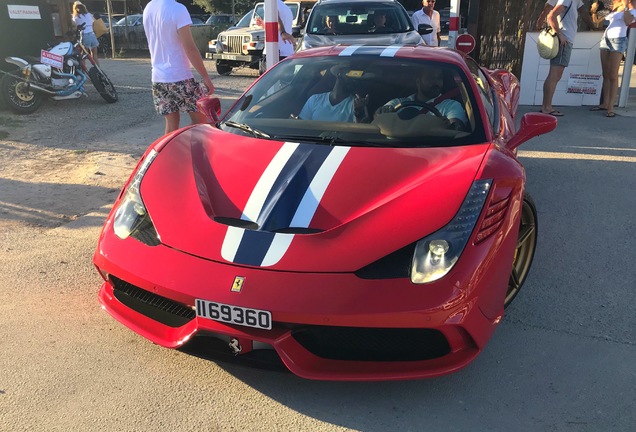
[140,126,489,272]
[301,31,423,50]
[219,25,263,36]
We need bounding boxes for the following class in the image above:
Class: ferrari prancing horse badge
[231,276,245,292]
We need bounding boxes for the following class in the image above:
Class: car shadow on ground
[0,177,120,230]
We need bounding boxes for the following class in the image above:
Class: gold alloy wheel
[14,81,36,102]
[505,193,538,308]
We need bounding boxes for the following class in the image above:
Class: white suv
[211,1,316,76]
[299,0,425,51]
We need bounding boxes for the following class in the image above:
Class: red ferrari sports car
[94,45,556,381]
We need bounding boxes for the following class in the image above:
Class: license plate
[195,299,272,330]
[217,54,238,60]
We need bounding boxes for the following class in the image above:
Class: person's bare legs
[164,112,181,134]
[188,111,208,125]
[605,51,623,116]
[91,47,99,66]
[598,49,611,110]
[542,64,565,114]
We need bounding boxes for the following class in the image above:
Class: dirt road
[0,58,253,233]
[1,58,635,432]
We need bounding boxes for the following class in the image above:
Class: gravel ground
[0,57,257,233]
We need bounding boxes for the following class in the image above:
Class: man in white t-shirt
[411,0,441,46]
[299,67,369,122]
[539,0,595,116]
[143,0,214,134]
[256,0,296,73]
[277,0,295,58]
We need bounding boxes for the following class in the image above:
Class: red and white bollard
[264,0,280,71]
[447,0,460,50]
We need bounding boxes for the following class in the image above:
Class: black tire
[505,192,538,308]
[87,67,118,103]
[258,57,266,76]
[216,61,232,76]
[0,72,43,114]
[98,35,111,55]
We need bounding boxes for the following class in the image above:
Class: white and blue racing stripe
[221,143,350,267]
[338,45,362,56]
[379,45,403,57]
[338,45,403,57]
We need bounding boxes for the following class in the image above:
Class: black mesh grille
[355,243,415,279]
[292,326,450,362]
[131,217,160,246]
[111,276,195,327]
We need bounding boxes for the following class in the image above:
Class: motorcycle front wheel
[1,72,43,114]
[87,67,118,103]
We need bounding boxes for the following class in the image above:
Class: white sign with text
[8,5,41,19]
[40,50,64,69]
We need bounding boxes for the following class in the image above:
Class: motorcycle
[1,23,118,114]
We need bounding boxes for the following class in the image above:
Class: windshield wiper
[223,121,271,139]
[272,134,384,147]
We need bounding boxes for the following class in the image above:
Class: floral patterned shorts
[151,78,207,115]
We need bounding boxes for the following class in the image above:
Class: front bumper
[94,222,509,381]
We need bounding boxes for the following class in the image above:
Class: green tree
[192,0,254,15]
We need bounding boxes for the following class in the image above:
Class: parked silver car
[299,0,424,51]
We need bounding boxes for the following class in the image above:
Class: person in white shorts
[72,2,100,65]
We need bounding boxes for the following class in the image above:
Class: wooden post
[106,0,116,58]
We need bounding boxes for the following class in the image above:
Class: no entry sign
[455,33,476,54]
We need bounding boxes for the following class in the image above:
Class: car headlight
[411,180,492,284]
[113,150,158,240]
[243,35,251,43]
[219,35,226,42]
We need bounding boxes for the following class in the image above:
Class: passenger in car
[321,15,339,34]
[369,11,393,32]
[298,66,369,122]
[376,65,468,130]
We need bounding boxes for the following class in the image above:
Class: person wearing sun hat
[71,1,100,65]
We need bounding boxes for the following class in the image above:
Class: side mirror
[196,96,221,123]
[506,112,557,151]
[292,28,301,38]
[418,24,433,35]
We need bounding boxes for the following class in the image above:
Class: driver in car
[375,65,468,130]
[298,66,370,123]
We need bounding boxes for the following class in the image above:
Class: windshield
[236,11,253,27]
[115,15,141,26]
[307,1,413,35]
[253,4,299,24]
[205,15,234,25]
[222,56,485,148]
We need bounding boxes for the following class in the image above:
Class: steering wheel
[393,101,445,119]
